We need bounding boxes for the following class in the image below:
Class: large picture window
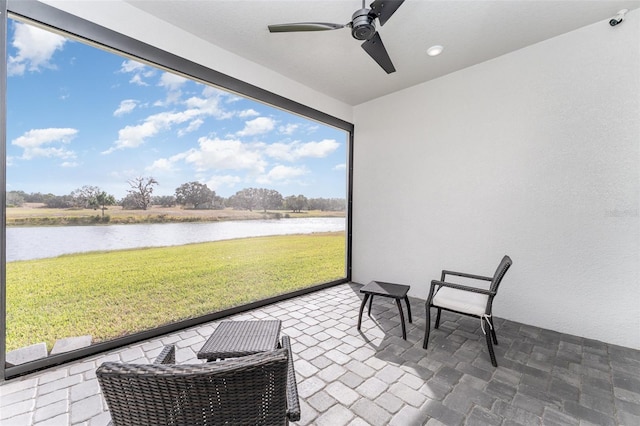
[2,4,352,378]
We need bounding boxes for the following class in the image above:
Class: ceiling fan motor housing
[351,8,376,40]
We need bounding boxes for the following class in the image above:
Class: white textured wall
[39,0,353,123]
[352,12,640,348]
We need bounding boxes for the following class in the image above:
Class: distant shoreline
[6,203,345,227]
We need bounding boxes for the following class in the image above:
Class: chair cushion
[432,287,488,316]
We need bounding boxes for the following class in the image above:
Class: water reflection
[7,218,345,262]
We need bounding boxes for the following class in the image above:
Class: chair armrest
[431,280,495,296]
[441,270,493,282]
[281,335,301,422]
[153,345,175,364]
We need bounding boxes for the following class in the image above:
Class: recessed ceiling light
[427,45,444,57]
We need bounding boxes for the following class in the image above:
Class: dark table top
[360,281,410,298]
[197,320,282,361]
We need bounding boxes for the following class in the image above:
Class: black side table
[357,281,412,340]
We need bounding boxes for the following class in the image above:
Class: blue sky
[6,19,348,199]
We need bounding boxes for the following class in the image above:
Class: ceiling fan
[268,0,405,74]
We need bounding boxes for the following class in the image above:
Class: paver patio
[1,283,639,425]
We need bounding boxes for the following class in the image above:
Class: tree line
[7,176,346,213]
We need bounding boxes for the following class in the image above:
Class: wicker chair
[97,335,300,425]
[423,255,512,367]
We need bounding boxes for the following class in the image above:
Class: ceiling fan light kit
[268,0,405,74]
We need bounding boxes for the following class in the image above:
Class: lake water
[6,217,346,262]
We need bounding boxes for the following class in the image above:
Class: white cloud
[8,22,66,76]
[129,74,148,86]
[334,163,347,170]
[206,174,243,191]
[184,137,267,173]
[295,139,340,158]
[264,143,293,161]
[61,161,79,168]
[201,85,227,98]
[104,109,202,154]
[236,117,276,137]
[114,99,138,117]
[147,136,269,185]
[146,158,178,173]
[153,72,190,106]
[184,95,234,119]
[154,90,183,107]
[278,124,299,135]
[120,60,145,73]
[104,122,157,154]
[120,60,155,86]
[178,119,204,137]
[109,169,139,181]
[12,128,77,160]
[159,72,188,91]
[104,88,239,153]
[224,94,243,104]
[238,109,260,118]
[256,165,308,184]
[265,139,339,162]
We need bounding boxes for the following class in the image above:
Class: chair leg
[395,299,407,340]
[489,318,498,345]
[483,317,498,367]
[404,295,412,323]
[357,294,370,331]
[368,295,374,316]
[423,304,431,349]
[435,308,442,329]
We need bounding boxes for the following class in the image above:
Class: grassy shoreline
[6,232,346,352]
[6,204,345,227]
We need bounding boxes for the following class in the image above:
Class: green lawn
[6,232,345,352]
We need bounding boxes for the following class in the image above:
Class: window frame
[0,0,353,380]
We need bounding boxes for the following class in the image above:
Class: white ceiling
[125,0,640,106]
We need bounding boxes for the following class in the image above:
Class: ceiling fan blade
[268,22,345,32]
[369,0,405,26]
[361,32,396,74]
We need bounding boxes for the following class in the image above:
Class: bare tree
[71,185,100,208]
[126,177,158,210]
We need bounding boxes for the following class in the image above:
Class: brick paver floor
[1,283,639,425]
